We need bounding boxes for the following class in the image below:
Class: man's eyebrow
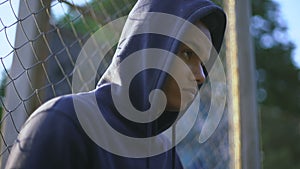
[182,40,211,62]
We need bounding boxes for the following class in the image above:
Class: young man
[5,0,226,168]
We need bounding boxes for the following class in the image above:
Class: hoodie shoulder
[5,94,92,169]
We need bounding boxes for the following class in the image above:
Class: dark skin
[163,21,212,111]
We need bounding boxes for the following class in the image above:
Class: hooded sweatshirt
[5,0,226,169]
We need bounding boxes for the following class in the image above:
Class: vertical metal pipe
[223,0,260,169]
[224,0,241,168]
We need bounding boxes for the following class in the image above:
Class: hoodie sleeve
[5,109,89,169]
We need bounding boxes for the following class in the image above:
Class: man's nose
[193,63,206,87]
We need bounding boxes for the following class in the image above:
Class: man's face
[163,21,212,111]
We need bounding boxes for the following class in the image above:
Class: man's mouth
[182,87,198,97]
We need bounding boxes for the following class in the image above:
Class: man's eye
[181,50,195,60]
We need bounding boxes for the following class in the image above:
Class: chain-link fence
[0,0,230,168]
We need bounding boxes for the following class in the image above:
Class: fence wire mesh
[0,0,229,168]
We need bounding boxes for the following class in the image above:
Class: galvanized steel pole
[224,0,261,168]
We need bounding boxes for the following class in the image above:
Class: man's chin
[165,103,189,113]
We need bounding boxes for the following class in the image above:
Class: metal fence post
[224,0,261,168]
[0,0,51,168]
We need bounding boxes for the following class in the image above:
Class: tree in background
[251,0,300,168]
[0,74,6,119]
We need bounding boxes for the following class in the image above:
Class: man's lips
[182,87,198,96]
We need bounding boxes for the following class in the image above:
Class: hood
[97,0,226,137]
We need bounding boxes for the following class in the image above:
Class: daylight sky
[273,0,300,68]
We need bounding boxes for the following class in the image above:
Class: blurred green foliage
[0,73,6,119]
[251,0,300,168]
[56,0,137,34]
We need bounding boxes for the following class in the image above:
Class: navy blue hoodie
[5,0,226,168]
